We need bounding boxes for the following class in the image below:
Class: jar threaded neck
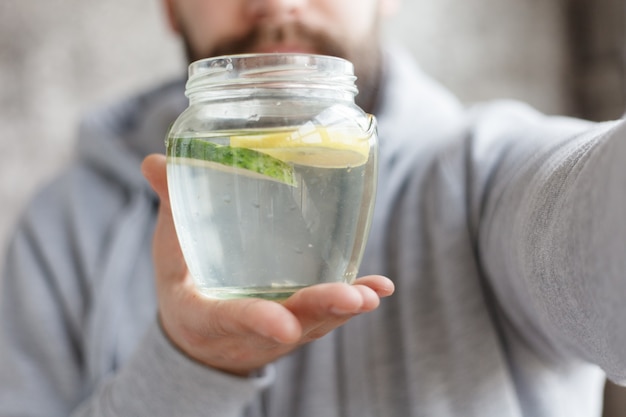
[185,53,358,103]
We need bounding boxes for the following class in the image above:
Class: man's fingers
[353,275,395,298]
[281,283,368,340]
[283,283,362,315]
[279,276,393,341]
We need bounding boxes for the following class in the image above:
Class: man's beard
[178,22,383,113]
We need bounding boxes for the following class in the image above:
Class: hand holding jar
[142,53,393,375]
[142,153,393,376]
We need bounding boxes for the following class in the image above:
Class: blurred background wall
[0,0,624,414]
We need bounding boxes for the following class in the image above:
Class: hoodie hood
[76,79,187,196]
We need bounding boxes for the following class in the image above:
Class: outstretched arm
[478,105,626,384]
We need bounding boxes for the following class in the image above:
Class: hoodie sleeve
[72,322,274,417]
[0,167,273,417]
[473,102,626,384]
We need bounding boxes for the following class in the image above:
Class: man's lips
[252,43,318,54]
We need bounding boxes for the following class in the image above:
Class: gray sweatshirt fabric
[1,48,625,417]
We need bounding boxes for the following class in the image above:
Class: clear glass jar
[166,53,378,300]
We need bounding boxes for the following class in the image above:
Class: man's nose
[247,0,307,20]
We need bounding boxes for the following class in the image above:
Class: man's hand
[141,154,394,376]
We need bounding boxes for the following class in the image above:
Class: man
[1,0,625,416]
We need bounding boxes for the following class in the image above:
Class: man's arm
[476,102,626,384]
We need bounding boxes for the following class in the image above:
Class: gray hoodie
[1,48,625,417]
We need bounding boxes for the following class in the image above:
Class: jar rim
[185,53,358,99]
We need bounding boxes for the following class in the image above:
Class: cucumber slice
[167,138,297,186]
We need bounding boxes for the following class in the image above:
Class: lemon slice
[230,125,370,168]
[167,138,297,186]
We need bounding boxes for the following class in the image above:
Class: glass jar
[166,53,378,300]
